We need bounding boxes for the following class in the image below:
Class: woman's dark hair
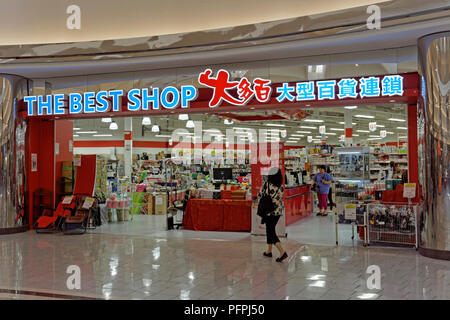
[268,167,283,188]
[319,165,326,171]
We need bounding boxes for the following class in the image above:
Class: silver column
[418,32,450,260]
[0,74,29,234]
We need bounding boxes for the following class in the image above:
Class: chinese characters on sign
[24,69,404,116]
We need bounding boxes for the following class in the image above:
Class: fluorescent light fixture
[324,132,337,135]
[388,118,406,122]
[369,135,381,137]
[304,119,324,123]
[376,125,385,128]
[109,122,118,130]
[300,126,317,129]
[224,119,234,125]
[356,130,370,133]
[78,131,98,134]
[93,134,113,137]
[367,137,382,140]
[290,134,304,137]
[178,114,189,121]
[151,125,160,132]
[101,118,112,123]
[399,136,408,139]
[315,136,323,138]
[155,135,172,138]
[338,122,356,125]
[397,127,408,130]
[73,134,79,137]
[73,128,81,130]
[352,134,359,136]
[265,123,285,127]
[386,131,394,134]
[296,131,312,134]
[204,129,221,133]
[186,120,195,128]
[354,115,375,119]
[344,106,358,109]
[330,128,345,131]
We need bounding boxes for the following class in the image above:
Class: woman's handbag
[257,183,276,219]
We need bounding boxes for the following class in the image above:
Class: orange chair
[34,196,77,233]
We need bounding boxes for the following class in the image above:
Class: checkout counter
[284,171,314,226]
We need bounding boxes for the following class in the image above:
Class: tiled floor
[1,215,449,300]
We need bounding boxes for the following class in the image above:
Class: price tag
[74,155,81,167]
[82,197,95,209]
[403,183,416,199]
[344,204,357,220]
[62,196,73,204]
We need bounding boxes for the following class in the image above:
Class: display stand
[334,200,368,246]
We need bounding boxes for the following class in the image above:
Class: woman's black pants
[265,215,281,244]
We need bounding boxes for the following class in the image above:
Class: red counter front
[183,199,252,231]
[284,185,313,226]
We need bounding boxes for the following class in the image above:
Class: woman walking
[257,167,288,263]
[312,165,333,216]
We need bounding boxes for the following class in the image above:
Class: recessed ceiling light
[338,122,356,125]
[396,127,407,130]
[290,134,304,137]
[178,114,189,121]
[344,106,358,109]
[356,130,370,133]
[324,132,337,135]
[330,128,345,131]
[376,125,385,128]
[78,131,98,134]
[73,128,81,130]
[73,134,79,137]
[352,134,359,136]
[93,134,113,137]
[224,119,234,125]
[151,125,160,132]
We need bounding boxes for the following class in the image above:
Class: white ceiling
[0,0,388,45]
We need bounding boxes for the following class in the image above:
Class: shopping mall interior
[0,0,449,302]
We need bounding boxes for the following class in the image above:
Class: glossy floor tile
[1,215,449,300]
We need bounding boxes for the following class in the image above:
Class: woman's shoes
[263,252,272,257]
[276,252,288,262]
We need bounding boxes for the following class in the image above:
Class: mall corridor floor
[1,230,449,300]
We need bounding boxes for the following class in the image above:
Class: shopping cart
[366,202,419,249]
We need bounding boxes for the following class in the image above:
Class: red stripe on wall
[74,140,124,147]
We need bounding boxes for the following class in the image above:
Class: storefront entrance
[22,70,421,247]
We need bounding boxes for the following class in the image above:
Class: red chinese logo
[198,69,272,108]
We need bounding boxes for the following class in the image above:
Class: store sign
[403,183,416,199]
[307,136,313,143]
[369,122,377,132]
[24,70,404,116]
[319,125,326,135]
[339,135,345,142]
[344,204,357,220]
[380,130,387,138]
[82,197,95,209]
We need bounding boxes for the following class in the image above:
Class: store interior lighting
[186,120,195,128]
[303,119,324,123]
[344,106,358,109]
[109,122,118,130]
[93,134,113,137]
[224,119,234,125]
[78,131,98,134]
[142,117,151,125]
[388,118,406,122]
[178,114,189,121]
[354,115,375,119]
[102,118,112,123]
[299,126,317,129]
[151,125,160,132]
